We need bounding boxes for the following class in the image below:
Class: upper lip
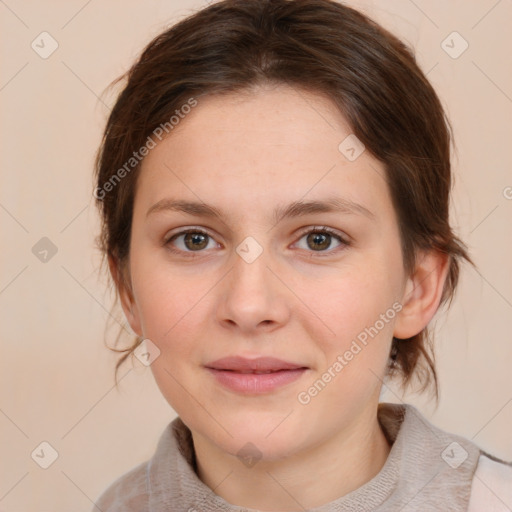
[205,356,308,372]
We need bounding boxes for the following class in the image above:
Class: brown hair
[93,0,474,399]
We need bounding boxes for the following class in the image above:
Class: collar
[146,403,481,511]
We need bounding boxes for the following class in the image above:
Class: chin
[211,412,312,460]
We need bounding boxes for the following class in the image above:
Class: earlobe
[393,250,450,340]
[108,254,143,337]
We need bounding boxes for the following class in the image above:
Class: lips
[205,356,308,373]
[205,356,309,394]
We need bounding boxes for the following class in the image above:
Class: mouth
[205,356,309,394]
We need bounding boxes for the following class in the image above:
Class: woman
[92,0,512,510]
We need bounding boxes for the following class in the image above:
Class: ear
[108,254,143,337]
[393,249,450,339]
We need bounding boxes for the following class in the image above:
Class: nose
[216,245,291,334]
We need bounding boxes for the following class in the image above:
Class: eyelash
[163,226,350,258]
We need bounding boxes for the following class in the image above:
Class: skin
[112,84,449,510]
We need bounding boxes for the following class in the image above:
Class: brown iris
[184,232,208,250]
[307,232,331,251]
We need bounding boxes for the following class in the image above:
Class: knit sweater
[93,403,512,511]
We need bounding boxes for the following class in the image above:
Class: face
[120,84,410,460]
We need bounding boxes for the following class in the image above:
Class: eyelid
[164,225,351,256]
[164,227,221,248]
[291,225,351,255]
[294,225,349,242]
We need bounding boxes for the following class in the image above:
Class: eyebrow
[146,197,375,223]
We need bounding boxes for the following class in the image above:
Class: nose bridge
[230,237,274,298]
[233,241,270,288]
[217,236,290,331]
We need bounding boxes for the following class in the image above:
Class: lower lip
[206,368,307,394]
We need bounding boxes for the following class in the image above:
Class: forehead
[159,85,354,159]
[136,85,393,222]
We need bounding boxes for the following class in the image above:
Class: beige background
[1,0,511,510]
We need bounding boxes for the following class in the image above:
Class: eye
[294,226,349,254]
[164,226,349,256]
[165,229,219,253]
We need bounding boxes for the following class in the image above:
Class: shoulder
[468,452,512,511]
[92,461,149,512]
[90,417,185,512]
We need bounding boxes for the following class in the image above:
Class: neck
[191,406,391,511]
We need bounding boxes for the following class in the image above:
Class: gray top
[93,403,484,511]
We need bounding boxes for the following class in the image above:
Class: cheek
[293,257,401,396]
[294,277,397,420]
[132,263,213,411]
[130,245,209,337]
[298,261,400,342]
